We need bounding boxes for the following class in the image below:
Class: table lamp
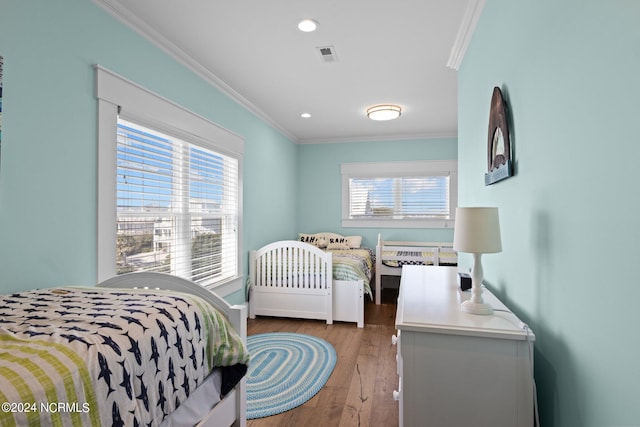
[453,207,502,315]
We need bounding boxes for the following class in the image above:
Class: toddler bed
[249,233,373,328]
[375,234,457,304]
[0,272,250,427]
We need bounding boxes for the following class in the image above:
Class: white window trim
[95,65,244,296]
[341,160,457,229]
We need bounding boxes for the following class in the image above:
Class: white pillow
[312,232,345,248]
[298,233,324,247]
[314,232,344,242]
[299,232,359,249]
[326,236,350,249]
[327,240,350,250]
[346,236,362,249]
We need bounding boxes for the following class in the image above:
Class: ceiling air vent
[317,45,338,62]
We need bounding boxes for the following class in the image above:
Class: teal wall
[0,1,454,301]
[458,1,640,425]
[5,3,637,423]
[297,138,457,249]
[0,0,298,301]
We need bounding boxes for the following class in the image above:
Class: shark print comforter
[0,286,249,427]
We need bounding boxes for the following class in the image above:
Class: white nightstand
[394,265,535,427]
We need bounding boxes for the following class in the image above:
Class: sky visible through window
[117,121,225,212]
[350,176,449,218]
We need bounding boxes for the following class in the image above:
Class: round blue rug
[245,332,337,419]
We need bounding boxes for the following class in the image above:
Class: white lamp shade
[453,207,502,254]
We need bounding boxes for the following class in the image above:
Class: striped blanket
[327,248,375,298]
[0,287,249,427]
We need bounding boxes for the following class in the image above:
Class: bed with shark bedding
[0,272,249,427]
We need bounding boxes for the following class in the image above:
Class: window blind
[348,175,450,219]
[116,118,239,286]
[341,160,457,228]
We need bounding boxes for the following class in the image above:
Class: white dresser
[394,266,535,427]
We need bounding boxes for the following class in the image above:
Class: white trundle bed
[249,235,374,328]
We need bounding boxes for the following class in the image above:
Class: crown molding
[297,130,458,145]
[446,0,486,71]
[92,0,297,142]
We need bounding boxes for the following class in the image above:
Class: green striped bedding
[327,248,374,297]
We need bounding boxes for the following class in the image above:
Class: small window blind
[341,160,457,228]
[116,118,239,286]
[348,175,450,219]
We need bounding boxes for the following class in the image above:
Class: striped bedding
[0,287,249,427]
[327,248,375,297]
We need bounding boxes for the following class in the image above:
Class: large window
[96,66,243,293]
[341,160,457,228]
[115,119,239,285]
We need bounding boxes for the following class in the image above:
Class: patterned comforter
[0,287,249,427]
[381,249,457,267]
[327,248,375,298]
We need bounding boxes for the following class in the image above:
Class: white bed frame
[375,234,457,305]
[98,272,248,427]
[249,240,364,328]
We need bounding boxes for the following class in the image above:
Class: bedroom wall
[0,0,298,301]
[297,137,457,249]
[458,1,640,425]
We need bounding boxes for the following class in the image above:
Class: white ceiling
[94,0,484,143]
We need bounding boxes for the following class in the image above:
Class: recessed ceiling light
[301,112,311,118]
[366,104,402,121]
[298,19,319,32]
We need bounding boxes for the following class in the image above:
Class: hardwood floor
[246,288,400,427]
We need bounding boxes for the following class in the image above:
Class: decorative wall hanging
[485,86,512,185]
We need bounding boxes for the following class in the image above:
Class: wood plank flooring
[246,289,399,427]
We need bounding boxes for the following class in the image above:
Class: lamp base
[461,300,494,315]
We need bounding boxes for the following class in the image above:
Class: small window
[341,160,457,228]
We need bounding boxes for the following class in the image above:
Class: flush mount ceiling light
[300,112,311,118]
[297,18,319,32]
[366,104,402,121]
